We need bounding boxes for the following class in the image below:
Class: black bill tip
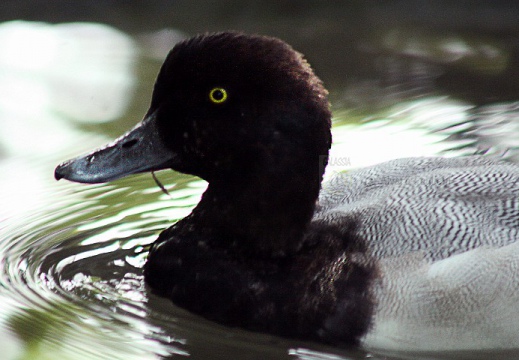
[54,162,67,181]
[53,153,119,184]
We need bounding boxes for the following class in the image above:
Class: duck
[54,32,519,353]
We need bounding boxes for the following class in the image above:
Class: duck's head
[55,32,331,187]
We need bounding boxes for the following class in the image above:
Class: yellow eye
[209,87,228,104]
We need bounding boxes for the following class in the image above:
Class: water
[1,4,519,359]
[3,127,519,360]
[1,119,516,359]
[0,167,380,359]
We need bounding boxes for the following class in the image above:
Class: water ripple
[0,169,380,360]
[0,173,198,359]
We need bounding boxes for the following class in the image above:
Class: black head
[55,32,331,186]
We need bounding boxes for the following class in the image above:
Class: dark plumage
[55,32,519,352]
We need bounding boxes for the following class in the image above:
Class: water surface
[1,6,519,359]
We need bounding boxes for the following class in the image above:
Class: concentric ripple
[0,173,204,359]
[1,172,361,360]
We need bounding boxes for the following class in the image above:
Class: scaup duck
[55,32,519,352]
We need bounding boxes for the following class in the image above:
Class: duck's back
[317,156,519,261]
[366,239,519,351]
[317,157,519,351]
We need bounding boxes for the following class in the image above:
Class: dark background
[2,1,519,105]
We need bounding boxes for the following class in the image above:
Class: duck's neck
[188,150,328,256]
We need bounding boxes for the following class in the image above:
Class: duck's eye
[209,87,228,104]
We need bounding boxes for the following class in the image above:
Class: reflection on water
[0,13,518,360]
[0,21,137,223]
[0,174,196,359]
